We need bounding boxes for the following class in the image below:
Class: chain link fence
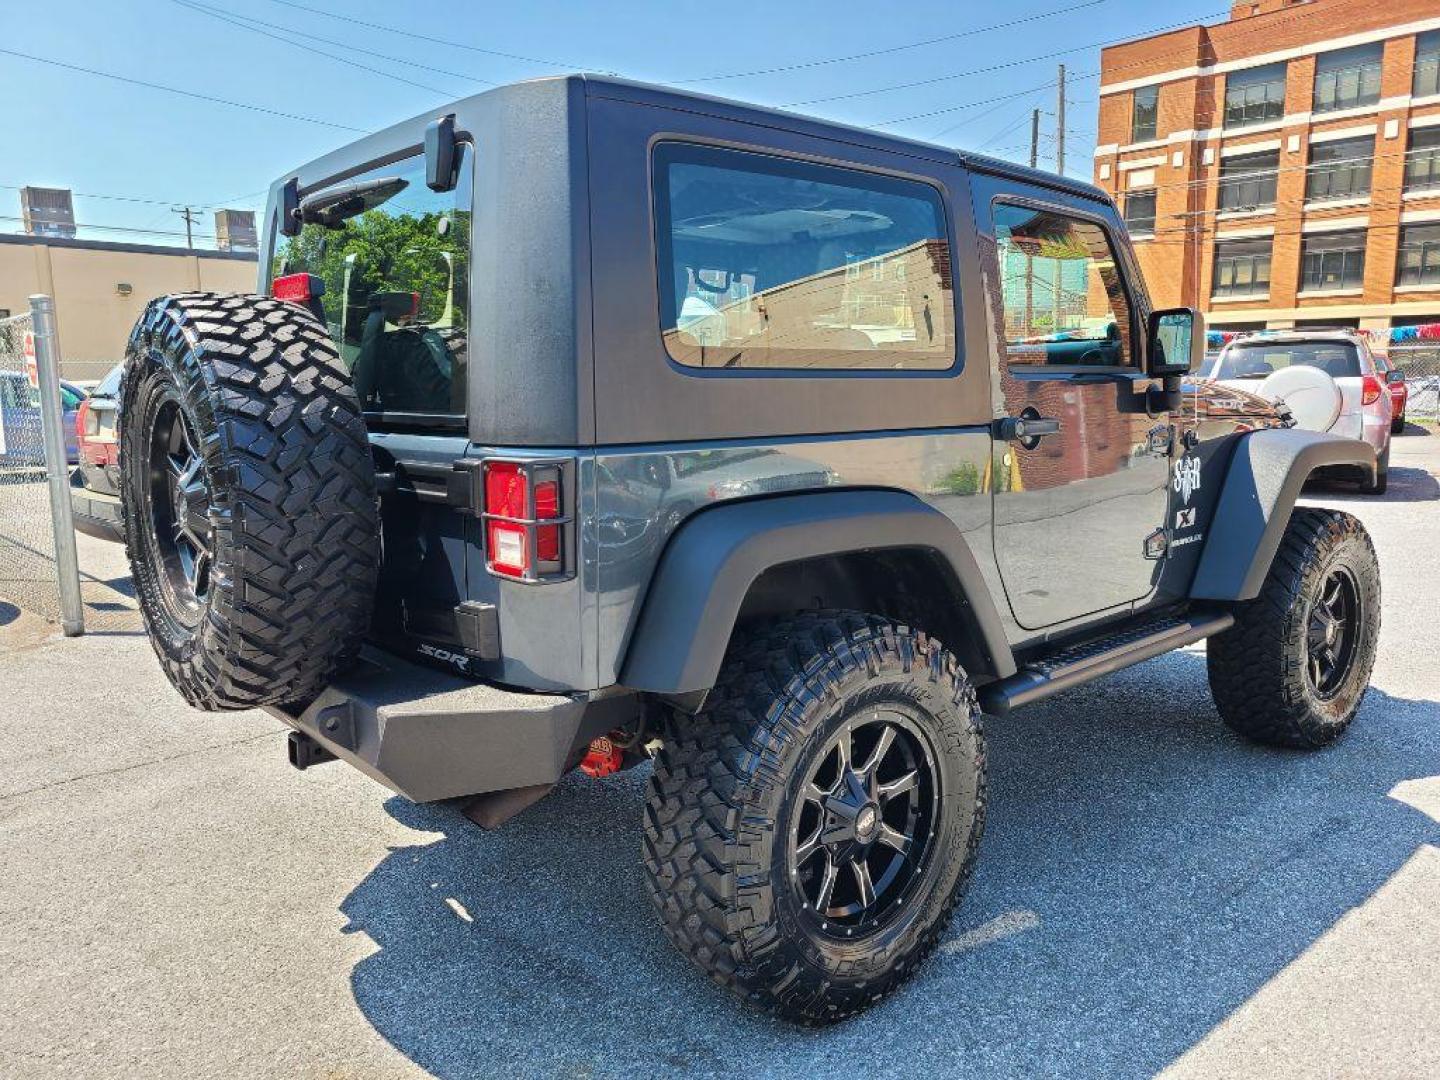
[1388,344,1440,423]
[0,305,139,637]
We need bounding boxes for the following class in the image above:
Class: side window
[990,203,1136,368]
[653,142,955,372]
[271,147,473,423]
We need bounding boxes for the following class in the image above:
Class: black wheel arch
[618,489,1017,697]
[1190,428,1377,603]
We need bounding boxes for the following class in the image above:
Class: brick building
[1094,0,1440,336]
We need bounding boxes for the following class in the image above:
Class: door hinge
[1143,527,1168,560]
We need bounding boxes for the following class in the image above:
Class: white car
[1204,329,1391,494]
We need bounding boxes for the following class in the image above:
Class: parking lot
[0,433,1437,1080]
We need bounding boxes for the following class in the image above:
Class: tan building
[1094,0,1440,336]
[0,233,257,380]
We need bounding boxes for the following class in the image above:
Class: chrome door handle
[996,414,1061,442]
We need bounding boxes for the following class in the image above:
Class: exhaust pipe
[287,730,336,770]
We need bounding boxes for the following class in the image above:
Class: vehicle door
[970,176,1173,629]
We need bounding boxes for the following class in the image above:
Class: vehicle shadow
[1303,466,1440,503]
[339,652,1439,1080]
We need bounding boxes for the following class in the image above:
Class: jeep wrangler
[118,76,1381,1025]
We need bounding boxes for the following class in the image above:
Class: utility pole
[171,206,199,251]
[1056,64,1067,177]
[1029,108,1040,169]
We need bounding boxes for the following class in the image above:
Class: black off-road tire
[1207,509,1380,749]
[120,293,380,710]
[642,611,986,1025]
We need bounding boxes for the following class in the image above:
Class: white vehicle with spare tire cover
[116,76,1386,1024]
[1204,329,1392,494]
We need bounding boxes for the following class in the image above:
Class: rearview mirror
[1386,368,1405,384]
[1146,307,1199,378]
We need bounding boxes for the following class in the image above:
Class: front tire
[1207,509,1380,749]
[643,612,985,1024]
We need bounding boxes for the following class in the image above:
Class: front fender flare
[1190,428,1376,602]
[618,490,1017,695]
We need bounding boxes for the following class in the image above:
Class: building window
[1397,223,1440,287]
[1415,30,1440,98]
[1300,230,1367,292]
[653,142,955,371]
[1218,150,1279,211]
[1313,43,1383,114]
[1405,127,1440,192]
[1213,239,1272,298]
[1123,191,1157,235]
[1305,135,1374,201]
[1132,85,1159,142]
[1224,63,1287,129]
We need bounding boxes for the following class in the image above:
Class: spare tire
[1258,364,1343,433]
[119,293,380,710]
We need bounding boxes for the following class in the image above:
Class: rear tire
[642,611,985,1024]
[1207,509,1380,749]
[120,293,380,710]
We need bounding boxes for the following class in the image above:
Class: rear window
[1214,340,1361,380]
[271,147,472,424]
[653,142,955,371]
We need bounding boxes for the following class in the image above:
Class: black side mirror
[1386,368,1405,384]
[425,114,457,193]
[1146,307,1199,378]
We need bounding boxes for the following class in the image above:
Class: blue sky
[0,0,1221,249]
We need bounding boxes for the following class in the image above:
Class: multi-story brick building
[1094,0,1440,337]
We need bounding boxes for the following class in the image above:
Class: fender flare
[618,489,1017,695]
[1190,428,1377,602]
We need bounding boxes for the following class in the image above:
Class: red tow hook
[579,735,626,778]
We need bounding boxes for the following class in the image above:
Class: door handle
[996,414,1061,442]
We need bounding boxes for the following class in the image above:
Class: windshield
[271,147,472,423]
[1213,340,1362,380]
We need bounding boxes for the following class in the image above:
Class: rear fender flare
[618,490,1016,695]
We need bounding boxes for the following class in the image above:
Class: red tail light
[1361,375,1382,406]
[482,461,568,580]
[271,272,323,304]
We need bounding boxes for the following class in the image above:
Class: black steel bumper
[264,645,625,802]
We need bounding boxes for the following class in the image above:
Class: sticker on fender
[1175,507,1196,530]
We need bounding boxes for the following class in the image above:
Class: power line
[262,0,591,72]
[171,0,461,98]
[176,1,499,89]
[0,182,265,211]
[0,47,367,132]
[0,214,220,242]
[676,0,1109,84]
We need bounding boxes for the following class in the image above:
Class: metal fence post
[27,294,84,636]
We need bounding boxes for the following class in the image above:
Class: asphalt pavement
[1,433,1438,1080]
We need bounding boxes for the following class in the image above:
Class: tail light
[271,272,323,304]
[1361,375,1382,406]
[75,399,118,467]
[481,460,569,581]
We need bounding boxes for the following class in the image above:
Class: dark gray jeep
[118,76,1381,1024]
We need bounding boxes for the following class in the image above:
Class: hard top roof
[281,73,1108,205]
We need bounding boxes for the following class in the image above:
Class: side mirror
[1386,368,1405,384]
[1146,307,1200,378]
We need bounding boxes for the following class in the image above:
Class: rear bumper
[264,645,628,802]
[69,478,124,543]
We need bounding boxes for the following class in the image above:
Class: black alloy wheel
[145,395,213,624]
[789,710,938,938]
[1306,566,1360,699]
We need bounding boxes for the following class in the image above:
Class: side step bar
[977,611,1234,716]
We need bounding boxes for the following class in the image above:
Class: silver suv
[1204,328,1392,494]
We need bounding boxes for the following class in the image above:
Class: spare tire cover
[1258,364,1342,432]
